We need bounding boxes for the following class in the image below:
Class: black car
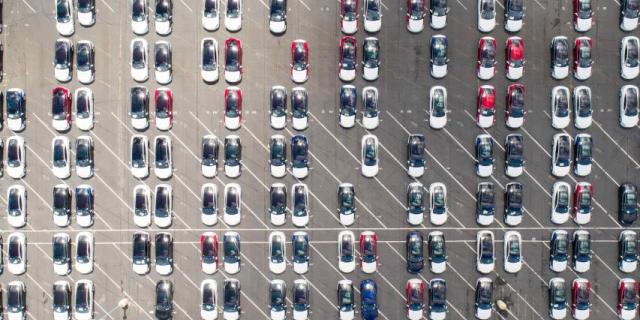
[548,278,567,318]
[618,230,638,272]
[155,280,174,320]
[475,278,493,317]
[293,280,310,317]
[155,41,172,74]
[338,183,356,224]
[339,85,357,126]
[550,37,570,76]
[132,0,148,24]
[621,0,639,30]
[76,137,94,171]
[155,0,173,23]
[505,134,524,176]
[53,185,71,225]
[224,135,241,172]
[429,279,447,317]
[6,89,25,131]
[201,38,218,79]
[54,39,73,77]
[619,183,638,225]
[572,231,592,272]
[270,86,287,126]
[223,232,241,272]
[130,86,149,128]
[76,41,95,81]
[337,280,355,317]
[406,231,424,273]
[201,184,218,225]
[203,0,218,21]
[269,280,287,317]
[52,233,71,274]
[504,182,523,226]
[7,281,25,317]
[269,0,287,30]
[132,231,150,273]
[362,38,380,79]
[52,281,71,317]
[407,134,425,174]
[430,35,448,75]
[550,230,569,271]
[75,185,94,225]
[291,87,308,127]
[131,135,148,173]
[505,0,524,22]
[269,135,287,173]
[269,183,287,224]
[476,182,495,225]
[201,135,219,175]
[291,135,308,173]
[155,232,173,275]
[223,279,241,317]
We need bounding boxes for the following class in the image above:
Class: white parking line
[178,0,194,12]
[99,0,115,13]
[592,119,640,168]
[298,0,312,11]
[533,0,546,9]
[21,0,37,13]
[455,0,468,10]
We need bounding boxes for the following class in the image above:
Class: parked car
[551,85,571,129]
[291,135,309,179]
[52,86,72,131]
[268,231,286,274]
[475,278,493,319]
[53,184,71,227]
[202,0,220,31]
[269,183,287,226]
[505,37,525,80]
[201,183,219,226]
[270,86,287,129]
[293,280,310,320]
[51,136,70,179]
[223,278,241,320]
[573,37,593,80]
[291,40,309,83]
[200,279,218,320]
[362,37,380,81]
[430,0,449,29]
[131,0,149,34]
[503,231,522,273]
[224,38,242,83]
[620,0,639,31]
[618,278,638,320]
[548,278,568,320]
[360,231,378,273]
[619,183,638,225]
[428,231,447,274]
[339,85,357,128]
[477,0,496,32]
[155,232,173,275]
[620,36,639,79]
[476,230,495,274]
[154,184,173,228]
[154,87,173,130]
[620,85,639,128]
[7,232,26,275]
[550,36,570,79]
[573,0,593,32]
[155,280,173,320]
[476,182,495,226]
[572,278,591,320]
[429,86,447,129]
[618,230,638,273]
[223,183,242,226]
[504,0,524,32]
[291,87,309,130]
[340,0,358,34]
[132,231,151,275]
[154,41,172,84]
[6,88,26,132]
[505,134,524,178]
[551,133,571,177]
[338,183,356,226]
[477,85,496,128]
[337,280,355,320]
[550,230,569,272]
[573,182,593,225]
[407,0,427,33]
[54,39,74,81]
[269,0,287,33]
[406,182,425,225]
[363,0,382,32]
[155,0,173,35]
[130,86,149,130]
[133,185,151,227]
[475,134,494,177]
[269,279,286,320]
[52,281,71,320]
[407,134,426,177]
[154,136,173,179]
[224,86,243,130]
[224,135,242,178]
[338,231,356,273]
[504,182,523,226]
[477,37,497,80]
[56,0,75,35]
[201,232,219,274]
[201,135,219,178]
[406,231,424,273]
[6,185,26,228]
[201,38,219,83]
[572,230,592,272]
[76,40,94,84]
[291,184,310,227]
[360,279,378,320]
[551,182,571,224]
[361,134,379,177]
[223,232,241,274]
[406,279,425,320]
[75,232,94,274]
[224,0,243,31]
[292,231,310,274]
[338,36,357,81]
[574,134,592,176]
[74,280,94,320]
[429,182,448,225]
[505,83,525,128]
[75,185,94,227]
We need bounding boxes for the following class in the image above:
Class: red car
[406,0,427,33]
[505,37,525,80]
[52,86,72,131]
[505,84,525,128]
[573,37,593,80]
[618,278,638,320]
[477,37,497,80]
[405,279,425,320]
[224,86,243,130]
[290,40,309,84]
[224,38,243,83]
[200,232,218,274]
[359,231,378,274]
[340,0,358,34]
[154,88,173,131]
[573,0,593,32]
[476,85,496,128]
[573,182,593,225]
[572,278,591,319]
[339,36,358,81]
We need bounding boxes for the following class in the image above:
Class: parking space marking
[178,0,194,12]
[20,0,37,13]
[455,0,468,10]
[298,0,312,11]
[533,0,546,9]
[592,119,640,168]
[99,0,115,13]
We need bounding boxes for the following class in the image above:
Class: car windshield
[434,189,446,209]
[52,91,67,119]
[508,138,523,166]
[481,0,495,18]
[556,139,570,166]
[131,89,147,118]
[57,0,71,22]
[556,188,569,210]
[480,236,493,262]
[622,284,636,308]
[625,192,638,209]
[294,238,307,258]
[270,0,285,21]
[409,189,423,208]
[409,138,425,166]
[410,0,425,19]
[431,90,446,117]
[480,188,494,212]
[478,140,492,163]
[224,285,238,310]
[226,92,240,117]
[76,189,91,212]
[78,0,92,13]
[294,287,308,309]
[133,238,147,260]
[625,0,639,17]
[431,0,447,15]
[8,190,20,215]
[432,39,447,66]
[226,190,238,214]
[156,0,170,21]
[508,238,520,261]
[552,286,566,305]
[270,141,285,164]
[155,192,169,217]
[408,286,422,309]
[157,94,170,118]
[509,189,522,209]
[341,42,356,70]
[625,89,639,116]
[132,140,145,167]
[577,139,592,164]
[339,288,353,307]
[270,190,285,213]
[292,91,308,118]
[202,238,216,257]
[6,91,22,117]
[340,90,356,116]
[366,0,380,19]
[579,190,591,208]
[225,44,240,71]
[576,285,589,309]
[364,140,377,166]
[271,239,283,260]
[341,237,353,259]
[202,140,217,165]
[363,90,378,117]
[53,141,67,167]
[77,45,92,71]
[54,188,68,210]
[132,44,146,69]
[624,238,637,258]
[578,0,591,18]
[363,238,376,259]
[477,284,491,306]
[155,46,170,71]
[294,189,307,216]
[342,0,356,20]
[204,0,218,17]
[577,92,591,116]
[226,0,240,18]
[55,42,69,68]
[577,238,590,256]
[553,237,568,257]
[509,42,524,67]
[271,90,286,116]
[53,286,68,309]
[554,41,569,66]
[155,141,168,167]
[271,287,284,307]
[431,239,445,258]
[364,44,379,68]
[431,284,446,310]
[508,0,523,17]
[480,42,495,68]
[9,240,21,262]
[409,239,422,257]
[626,40,639,67]
[135,191,148,214]
[578,45,591,67]
[554,91,569,116]
[292,140,307,167]
[224,239,238,260]
[202,190,216,215]
[76,285,90,311]
[340,190,354,209]
[225,142,239,164]
[509,90,524,117]
[201,42,217,71]
[77,238,90,262]
[156,238,170,263]
[202,285,215,309]
[132,0,146,21]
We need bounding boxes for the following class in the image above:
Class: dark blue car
[360,279,378,320]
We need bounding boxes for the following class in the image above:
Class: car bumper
[270,261,286,274]
[504,214,522,226]
[364,19,381,33]
[550,308,567,320]
[76,263,93,275]
[477,214,494,226]
[292,167,309,179]
[155,20,172,35]
[154,216,172,228]
[408,165,425,178]
[407,212,424,226]
[55,68,71,82]
[574,66,592,80]
[504,261,522,273]
[477,262,494,274]
[478,66,495,80]
[76,118,93,131]
[222,311,239,320]
[7,118,24,132]
[620,115,639,128]
[292,117,308,130]
[339,310,355,320]
[224,213,241,226]
[621,66,640,80]
[620,260,637,273]
[505,19,523,32]
[269,20,286,34]
[225,116,241,130]
[506,116,523,128]
[225,17,242,31]
[430,115,447,129]
[78,12,95,26]
[292,69,308,83]
[225,164,241,178]
[54,215,70,227]
[476,307,492,320]
[202,16,220,31]
[506,166,523,178]
[202,164,217,178]
[407,309,423,320]
[477,164,493,177]
[202,262,218,275]
[270,213,285,226]
[477,115,493,128]
[225,70,241,83]
[407,18,424,33]
[132,20,149,35]
[292,215,309,227]
[131,118,148,130]
[552,116,570,129]
[620,308,636,320]
[575,164,591,176]
[293,310,308,320]
[340,213,355,226]
[552,66,569,79]
[575,115,592,129]
[8,264,25,275]
[270,310,286,320]
[8,215,25,228]
[53,167,71,179]
[54,263,70,276]
[430,212,447,226]
[430,15,447,29]
[56,21,74,36]
[551,211,569,225]
[271,115,286,129]
[431,64,447,78]
[201,309,218,320]
[573,308,590,320]
[76,165,93,179]
[134,215,151,228]
[270,164,286,178]
[224,261,240,274]
[76,214,93,227]
[552,165,570,177]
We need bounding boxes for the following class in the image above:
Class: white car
[573,86,593,129]
[551,182,571,224]
[130,38,149,82]
[224,183,242,226]
[154,184,173,228]
[503,231,522,274]
[202,0,220,31]
[200,279,218,320]
[361,86,379,130]
[154,135,172,179]
[6,185,26,228]
[154,0,173,35]
[74,280,94,320]
[6,89,26,132]
[6,136,26,179]
[224,0,243,31]
[76,41,95,85]
[363,0,382,33]
[75,232,94,274]
[621,36,640,80]
[130,135,149,179]
[74,88,94,131]
[339,85,357,128]
[551,86,571,129]
[51,136,71,179]
[131,0,149,35]
[7,232,26,275]
[620,85,639,128]
[551,133,572,177]
[476,231,495,274]
[56,0,75,36]
[201,38,219,83]
[429,182,448,226]
[133,185,152,228]
[154,41,172,85]
[201,184,218,226]
[477,0,496,32]
[268,232,287,274]
[361,134,379,178]
[291,87,309,130]
[291,183,310,227]
[338,231,356,273]
[54,39,73,82]
[429,86,447,129]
